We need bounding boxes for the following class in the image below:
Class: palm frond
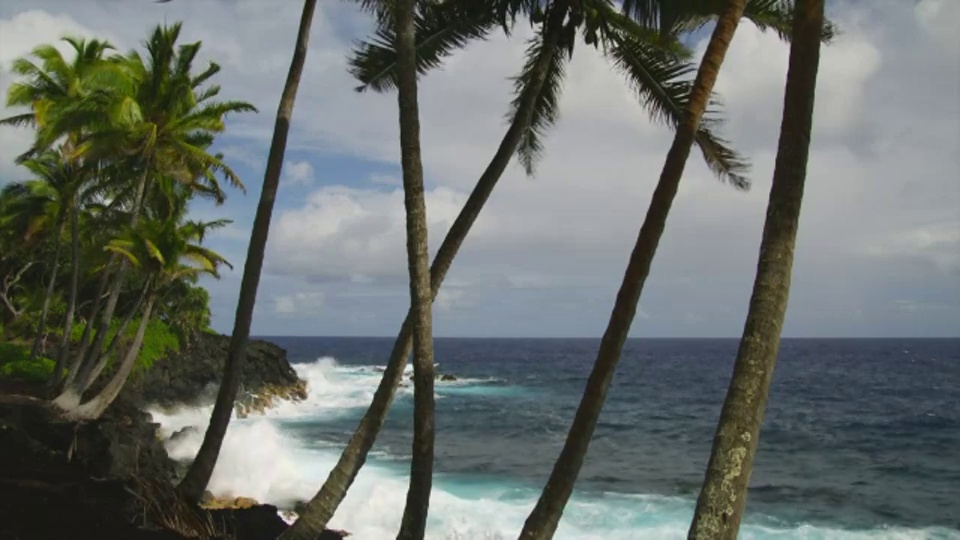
[508,25,567,176]
[650,0,837,43]
[0,112,36,128]
[601,6,750,187]
[349,0,500,93]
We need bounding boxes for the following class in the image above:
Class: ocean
[152,337,960,539]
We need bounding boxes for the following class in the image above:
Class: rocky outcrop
[0,384,348,540]
[123,333,306,415]
[235,380,308,418]
[0,393,176,484]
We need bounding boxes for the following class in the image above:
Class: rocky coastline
[0,333,343,539]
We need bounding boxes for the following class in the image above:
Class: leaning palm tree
[393,0,438,536]
[63,202,231,420]
[517,0,753,536]
[177,0,319,504]
[688,0,825,537]
[53,24,254,411]
[285,0,804,536]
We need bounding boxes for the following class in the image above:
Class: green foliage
[136,318,179,373]
[1,22,244,391]
[0,341,54,382]
[69,317,180,374]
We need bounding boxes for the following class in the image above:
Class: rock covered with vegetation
[122,333,307,413]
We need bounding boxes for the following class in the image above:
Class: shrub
[0,342,54,382]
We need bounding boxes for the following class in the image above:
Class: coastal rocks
[0,393,175,483]
[208,503,351,540]
[235,379,308,419]
[124,333,306,415]
[168,425,200,446]
[200,493,260,510]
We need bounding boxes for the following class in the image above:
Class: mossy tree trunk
[688,0,824,537]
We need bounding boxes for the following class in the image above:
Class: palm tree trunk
[53,281,150,410]
[28,213,65,363]
[61,261,112,389]
[518,2,747,538]
[394,0,436,536]
[57,170,150,406]
[77,282,150,390]
[51,198,81,388]
[688,1,823,537]
[280,5,569,538]
[64,292,157,421]
[176,0,318,504]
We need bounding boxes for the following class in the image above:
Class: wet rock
[201,495,259,510]
[235,379,308,419]
[167,426,199,445]
[439,373,458,382]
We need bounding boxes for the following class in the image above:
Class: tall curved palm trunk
[688,1,824,537]
[394,0,436,537]
[518,2,747,538]
[280,5,569,539]
[28,212,66,363]
[176,0,318,504]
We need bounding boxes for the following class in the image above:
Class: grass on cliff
[0,319,180,384]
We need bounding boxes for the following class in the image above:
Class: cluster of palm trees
[2,0,826,538]
[1,25,251,419]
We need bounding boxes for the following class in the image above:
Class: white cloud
[273,291,325,317]
[284,160,315,186]
[268,185,467,283]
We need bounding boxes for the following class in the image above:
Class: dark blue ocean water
[261,337,960,534]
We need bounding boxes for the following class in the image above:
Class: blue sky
[1,0,958,338]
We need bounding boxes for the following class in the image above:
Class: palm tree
[285,1,803,536]
[63,202,231,420]
[1,37,119,386]
[518,0,752,536]
[688,0,825,537]
[53,24,254,411]
[393,0,437,536]
[177,0,319,504]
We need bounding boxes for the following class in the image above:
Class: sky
[0,1,958,338]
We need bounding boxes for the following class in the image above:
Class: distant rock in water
[408,371,459,382]
[123,333,307,415]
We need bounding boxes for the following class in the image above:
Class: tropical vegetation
[0,23,250,420]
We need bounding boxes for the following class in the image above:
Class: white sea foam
[148,358,960,540]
